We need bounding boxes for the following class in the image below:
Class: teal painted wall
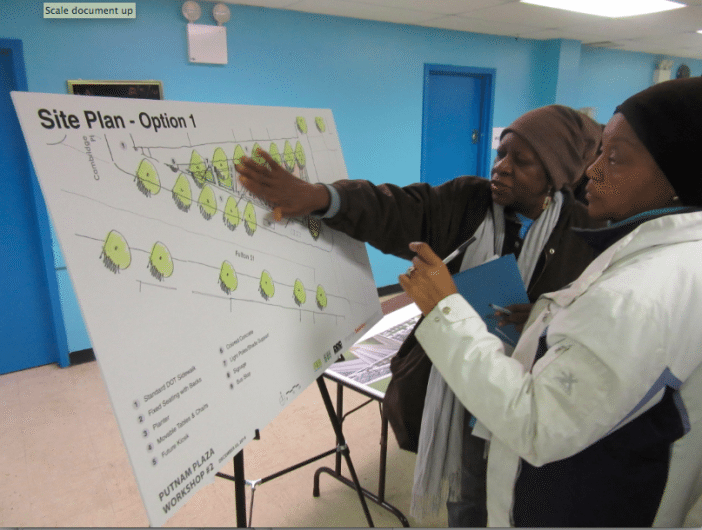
[555,39,582,108]
[3,0,702,352]
[579,46,702,123]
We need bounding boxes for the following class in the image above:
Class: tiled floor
[7,356,700,528]
[0,360,447,528]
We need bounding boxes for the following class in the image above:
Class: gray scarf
[410,192,563,520]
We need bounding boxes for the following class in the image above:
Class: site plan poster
[12,92,383,526]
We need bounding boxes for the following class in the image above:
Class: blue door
[0,40,67,374]
[421,64,495,186]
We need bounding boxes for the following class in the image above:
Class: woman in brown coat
[237,104,603,526]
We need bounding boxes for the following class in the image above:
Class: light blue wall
[3,0,702,352]
[579,46,702,123]
[555,39,583,107]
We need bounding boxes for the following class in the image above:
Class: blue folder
[451,254,529,347]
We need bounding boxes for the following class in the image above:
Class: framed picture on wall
[67,80,163,100]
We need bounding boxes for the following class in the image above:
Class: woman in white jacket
[400,77,702,527]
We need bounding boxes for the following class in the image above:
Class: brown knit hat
[617,77,702,207]
[502,105,602,190]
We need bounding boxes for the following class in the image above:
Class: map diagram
[76,123,344,322]
[12,92,382,526]
[330,313,421,386]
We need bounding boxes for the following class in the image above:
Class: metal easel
[215,376,375,527]
[313,369,410,527]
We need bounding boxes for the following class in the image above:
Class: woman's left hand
[399,242,458,316]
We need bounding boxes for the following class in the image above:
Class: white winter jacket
[416,210,702,527]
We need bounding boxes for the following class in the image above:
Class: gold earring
[543,195,552,210]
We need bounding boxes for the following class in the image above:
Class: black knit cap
[616,77,702,206]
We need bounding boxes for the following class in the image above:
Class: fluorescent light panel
[520,0,685,18]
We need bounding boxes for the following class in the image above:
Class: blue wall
[577,46,702,122]
[3,0,702,352]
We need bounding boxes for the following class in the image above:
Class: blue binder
[451,254,529,347]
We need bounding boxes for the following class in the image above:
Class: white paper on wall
[492,127,505,149]
[11,92,383,526]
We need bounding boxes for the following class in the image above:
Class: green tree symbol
[219,261,238,294]
[296,116,308,134]
[101,230,131,274]
[316,284,328,310]
[269,142,282,166]
[198,185,217,220]
[315,117,326,133]
[252,143,267,167]
[233,144,246,168]
[283,140,295,171]
[172,173,192,212]
[293,279,306,306]
[189,150,208,188]
[212,147,232,189]
[135,159,161,197]
[294,141,306,170]
[223,196,240,230]
[148,242,174,281]
[243,201,257,236]
[259,270,275,300]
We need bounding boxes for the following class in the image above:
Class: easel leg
[378,409,388,501]
[312,379,411,527]
[234,451,247,528]
[334,380,343,474]
[316,376,375,527]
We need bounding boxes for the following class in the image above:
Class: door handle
[472,129,480,144]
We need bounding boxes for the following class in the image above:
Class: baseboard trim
[377,283,403,297]
[69,348,96,365]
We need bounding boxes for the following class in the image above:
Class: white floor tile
[1,360,443,527]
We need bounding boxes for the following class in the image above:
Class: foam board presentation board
[12,92,382,526]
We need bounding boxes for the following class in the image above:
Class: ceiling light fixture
[520,0,685,18]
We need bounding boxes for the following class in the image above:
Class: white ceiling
[217,0,702,60]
